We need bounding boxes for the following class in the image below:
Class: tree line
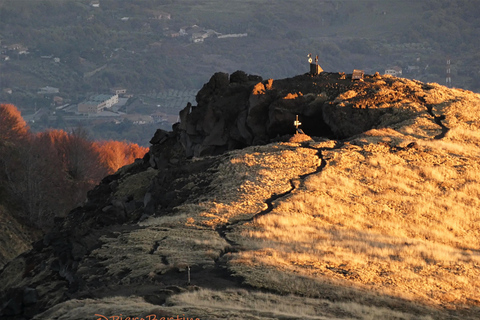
[0,103,148,231]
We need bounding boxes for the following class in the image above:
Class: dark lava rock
[0,70,428,319]
[148,70,423,163]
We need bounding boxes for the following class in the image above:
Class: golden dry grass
[88,226,229,280]
[231,140,480,307]
[138,87,480,315]
[33,288,440,320]
[31,80,480,319]
[170,143,321,229]
[168,288,438,320]
[226,83,480,315]
[289,133,313,143]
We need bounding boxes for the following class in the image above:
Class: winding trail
[425,103,450,139]
[214,140,344,281]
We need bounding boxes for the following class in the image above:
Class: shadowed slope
[1,72,480,319]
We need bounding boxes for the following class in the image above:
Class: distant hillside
[1,70,479,319]
[0,0,479,108]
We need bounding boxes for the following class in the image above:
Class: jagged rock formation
[149,70,431,166]
[1,71,480,319]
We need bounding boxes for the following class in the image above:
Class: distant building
[164,30,180,38]
[192,33,207,43]
[181,25,219,43]
[6,43,28,55]
[78,101,103,114]
[151,111,175,123]
[384,66,403,77]
[78,94,118,114]
[38,86,60,94]
[179,27,188,36]
[352,69,365,80]
[53,96,64,106]
[150,11,171,20]
[308,54,323,75]
[151,112,164,123]
[217,33,247,39]
[6,44,26,51]
[310,63,323,75]
[3,88,12,94]
[123,114,154,125]
[90,1,100,8]
[110,87,127,95]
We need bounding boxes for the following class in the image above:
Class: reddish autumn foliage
[94,140,148,174]
[0,103,28,144]
[1,104,149,230]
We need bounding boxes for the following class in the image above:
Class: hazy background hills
[1,0,479,116]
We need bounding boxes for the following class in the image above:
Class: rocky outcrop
[148,70,428,166]
[0,208,41,271]
[0,70,459,319]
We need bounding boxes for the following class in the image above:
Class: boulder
[230,70,249,83]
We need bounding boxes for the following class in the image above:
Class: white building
[123,114,154,125]
[384,66,403,77]
[110,87,127,95]
[38,86,60,94]
[78,94,118,114]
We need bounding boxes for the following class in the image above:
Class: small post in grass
[294,115,304,134]
[187,265,191,285]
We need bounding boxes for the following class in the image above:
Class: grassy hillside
[11,77,479,319]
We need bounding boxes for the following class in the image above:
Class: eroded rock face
[148,70,428,165]
[0,70,452,319]
[0,155,221,318]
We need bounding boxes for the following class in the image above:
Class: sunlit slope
[172,82,480,314]
[227,84,480,309]
[22,80,480,319]
[146,83,480,317]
